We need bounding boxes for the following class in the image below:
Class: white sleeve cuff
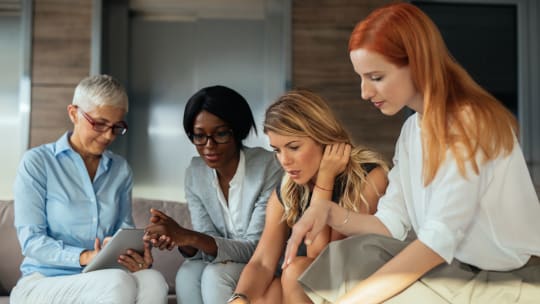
[417,220,461,264]
[375,211,409,241]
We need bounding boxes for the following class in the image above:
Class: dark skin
[144,110,240,257]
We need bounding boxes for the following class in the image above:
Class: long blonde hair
[264,90,388,227]
[349,3,518,185]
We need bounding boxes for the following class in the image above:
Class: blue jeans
[175,259,245,304]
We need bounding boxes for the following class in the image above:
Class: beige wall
[30,0,92,147]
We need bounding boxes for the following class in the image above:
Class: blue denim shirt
[13,132,134,277]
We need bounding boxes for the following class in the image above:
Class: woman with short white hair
[11,74,168,304]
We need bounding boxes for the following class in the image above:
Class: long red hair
[349,2,518,185]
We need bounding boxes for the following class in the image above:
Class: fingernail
[305,239,312,245]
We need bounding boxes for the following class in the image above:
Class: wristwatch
[227,293,250,303]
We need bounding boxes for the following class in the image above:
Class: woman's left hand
[318,143,351,180]
[118,241,154,272]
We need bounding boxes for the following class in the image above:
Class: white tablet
[82,228,146,273]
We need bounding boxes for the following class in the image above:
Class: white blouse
[375,114,540,271]
[213,150,246,239]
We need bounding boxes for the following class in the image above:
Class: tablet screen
[82,228,145,273]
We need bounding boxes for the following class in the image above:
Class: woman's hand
[102,236,112,247]
[144,208,185,250]
[282,199,333,269]
[79,237,103,266]
[118,241,154,272]
[315,143,351,190]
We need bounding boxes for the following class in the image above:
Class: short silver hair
[72,74,129,112]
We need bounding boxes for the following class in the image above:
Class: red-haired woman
[284,3,540,303]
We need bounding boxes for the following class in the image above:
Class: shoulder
[401,113,419,135]
[244,146,281,170]
[185,156,212,183]
[20,143,55,169]
[187,155,207,170]
[244,146,274,162]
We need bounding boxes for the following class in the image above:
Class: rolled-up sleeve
[415,154,481,264]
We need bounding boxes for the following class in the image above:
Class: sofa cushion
[0,200,22,296]
[131,198,191,293]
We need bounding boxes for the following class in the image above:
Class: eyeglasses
[189,130,233,146]
[78,108,128,136]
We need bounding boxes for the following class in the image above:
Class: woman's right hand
[79,237,103,266]
[144,208,185,250]
[282,198,333,269]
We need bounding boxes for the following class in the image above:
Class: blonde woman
[284,3,540,303]
[228,90,388,304]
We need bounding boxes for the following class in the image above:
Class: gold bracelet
[314,183,333,192]
[334,209,350,228]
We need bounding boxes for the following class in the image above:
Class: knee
[200,263,242,302]
[332,234,397,265]
[100,269,138,302]
[200,263,232,286]
[281,257,311,289]
[334,234,381,253]
[176,260,204,294]
[138,269,169,294]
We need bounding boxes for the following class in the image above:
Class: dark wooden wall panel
[292,0,404,161]
[30,0,92,147]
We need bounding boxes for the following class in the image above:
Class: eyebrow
[361,71,383,77]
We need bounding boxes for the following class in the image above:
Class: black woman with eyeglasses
[11,75,169,304]
[144,85,283,304]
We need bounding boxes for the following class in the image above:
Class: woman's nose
[361,80,374,101]
[278,152,292,166]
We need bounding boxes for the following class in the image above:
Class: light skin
[70,104,153,271]
[231,133,387,304]
[144,110,240,257]
[283,49,445,304]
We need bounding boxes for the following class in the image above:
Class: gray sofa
[0,198,191,304]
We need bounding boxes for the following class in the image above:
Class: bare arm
[330,166,388,241]
[284,165,390,266]
[234,191,289,301]
[337,239,444,304]
[283,199,389,268]
[307,143,351,257]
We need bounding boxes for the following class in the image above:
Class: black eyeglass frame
[188,129,234,146]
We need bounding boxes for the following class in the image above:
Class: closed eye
[287,146,299,151]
